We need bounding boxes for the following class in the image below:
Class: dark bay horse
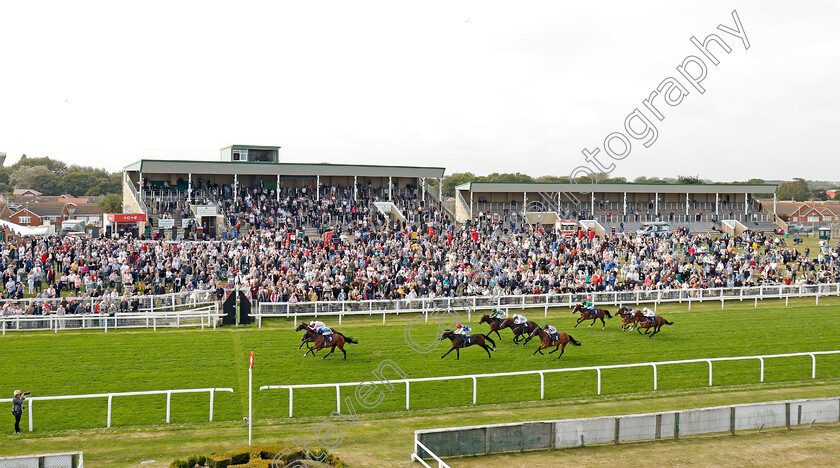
[498,318,540,344]
[295,323,359,359]
[633,312,674,338]
[478,314,503,340]
[572,304,613,329]
[439,330,496,359]
[523,327,581,359]
[616,306,640,331]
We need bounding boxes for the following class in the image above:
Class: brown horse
[498,318,540,344]
[439,330,496,359]
[572,304,613,329]
[616,306,640,331]
[296,323,359,359]
[478,314,504,340]
[633,312,674,338]
[523,327,581,359]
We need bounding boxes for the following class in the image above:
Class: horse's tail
[343,335,359,344]
[664,320,674,326]
[604,309,612,319]
[568,335,582,346]
[483,334,496,348]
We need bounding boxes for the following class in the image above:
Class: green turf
[1,295,839,435]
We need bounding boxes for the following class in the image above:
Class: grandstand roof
[455,181,778,194]
[123,159,445,178]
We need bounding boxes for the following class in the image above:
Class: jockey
[512,313,528,333]
[489,308,507,320]
[581,296,597,315]
[543,324,559,341]
[454,323,472,343]
[641,307,656,324]
[309,320,333,341]
[620,304,634,316]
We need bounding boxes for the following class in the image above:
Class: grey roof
[455,181,778,195]
[124,159,445,178]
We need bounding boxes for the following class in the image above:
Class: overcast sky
[1,1,838,182]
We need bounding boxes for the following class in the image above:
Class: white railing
[256,283,840,327]
[0,387,234,431]
[1,304,222,335]
[261,350,840,418]
[0,288,215,314]
[411,438,451,468]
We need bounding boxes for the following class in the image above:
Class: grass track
[1,295,839,466]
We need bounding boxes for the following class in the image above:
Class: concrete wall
[416,397,840,459]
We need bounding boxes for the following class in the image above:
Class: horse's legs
[494,329,502,340]
[557,343,566,359]
[482,344,492,358]
[548,343,560,354]
[573,319,582,329]
[440,346,456,359]
[322,345,336,359]
[304,345,319,357]
[341,344,347,359]
[649,325,660,338]
[600,317,606,329]
[456,348,460,360]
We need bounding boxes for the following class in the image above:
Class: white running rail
[261,350,840,417]
[0,387,234,431]
[256,283,840,327]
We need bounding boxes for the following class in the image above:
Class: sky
[1,1,838,182]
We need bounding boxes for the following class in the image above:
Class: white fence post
[406,381,410,410]
[209,389,215,422]
[758,357,765,382]
[28,398,34,432]
[166,391,171,423]
[289,388,294,418]
[471,377,477,405]
[107,395,113,428]
[596,368,602,395]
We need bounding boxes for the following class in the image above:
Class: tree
[98,193,123,213]
[441,172,476,197]
[776,178,809,201]
[11,156,67,176]
[676,175,705,184]
[10,165,61,195]
[811,189,828,201]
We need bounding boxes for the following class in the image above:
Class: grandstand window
[233,149,248,161]
[19,216,31,225]
[808,215,819,222]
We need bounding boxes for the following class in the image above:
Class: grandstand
[121,145,446,239]
[455,181,781,235]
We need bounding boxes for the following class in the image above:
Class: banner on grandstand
[182,218,195,228]
[106,213,146,223]
[195,206,217,217]
[158,219,175,229]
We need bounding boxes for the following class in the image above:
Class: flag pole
[248,351,253,446]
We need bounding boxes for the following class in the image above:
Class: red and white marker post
[248,351,254,445]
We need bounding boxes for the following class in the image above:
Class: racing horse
[296,323,359,359]
[498,318,540,344]
[478,314,504,340]
[439,330,496,359]
[572,304,613,329]
[616,306,640,331]
[523,327,581,359]
[633,312,674,338]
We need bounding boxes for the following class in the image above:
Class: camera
[22,392,30,396]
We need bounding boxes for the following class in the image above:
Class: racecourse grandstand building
[454,181,780,235]
[121,145,446,238]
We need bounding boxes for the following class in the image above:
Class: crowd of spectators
[1,184,839,317]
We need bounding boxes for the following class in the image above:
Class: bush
[179,445,344,468]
